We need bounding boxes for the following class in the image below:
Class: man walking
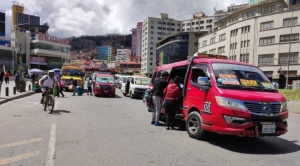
[151,71,169,126]
[71,78,77,96]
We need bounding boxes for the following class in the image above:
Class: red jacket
[163,83,181,100]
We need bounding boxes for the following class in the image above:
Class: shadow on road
[204,134,300,154]
[52,110,71,115]
[95,94,122,98]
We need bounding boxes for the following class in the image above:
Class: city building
[0,12,5,36]
[286,0,300,5]
[141,13,182,74]
[12,3,40,28]
[198,0,300,88]
[181,12,214,32]
[156,32,207,66]
[214,4,249,24]
[131,22,143,58]
[98,46,112,62]
[116,49,131,62]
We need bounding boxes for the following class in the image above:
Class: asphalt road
[0,89,300,166]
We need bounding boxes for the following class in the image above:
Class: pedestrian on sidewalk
[5,71,10,84]
[163,76,182,130]
[151,71,169,126]
[87,77,93,95]
[15,71,19,86]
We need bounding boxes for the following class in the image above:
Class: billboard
[0,12,5,36]
[250,0,264,5]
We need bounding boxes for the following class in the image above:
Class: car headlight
[215,96,248,111]
[281,102,288,112]
[95,85,100,88]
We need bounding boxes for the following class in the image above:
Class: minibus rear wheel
[186,111,207,140]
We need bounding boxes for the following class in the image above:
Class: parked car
[94,74,116,97]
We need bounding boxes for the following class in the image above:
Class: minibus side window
[191,68,209,84]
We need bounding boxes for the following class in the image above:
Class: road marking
[45,123,56,166]
[0,138,42,149]
[0,151,40,165]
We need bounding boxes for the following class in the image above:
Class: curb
[0,92,35,105]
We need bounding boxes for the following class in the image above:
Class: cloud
[1,0,249,38]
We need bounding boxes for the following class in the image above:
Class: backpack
[42,75,55,85]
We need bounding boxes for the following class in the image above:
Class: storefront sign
[30,56,48,65]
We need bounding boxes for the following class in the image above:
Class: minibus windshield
[212,63,276,91]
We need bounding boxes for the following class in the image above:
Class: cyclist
[39,70,59,111]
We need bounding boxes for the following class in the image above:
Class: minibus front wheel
[186,111,207,140]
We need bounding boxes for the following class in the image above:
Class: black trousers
[87,87,92,94]
[164,99,178,128]
[57,88,64,97]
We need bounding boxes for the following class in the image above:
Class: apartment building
[116,48,131,62]
[131,22,143,58]
[181,12,214,32]
[198,0,300,87]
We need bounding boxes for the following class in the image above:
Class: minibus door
[183,64,212,125]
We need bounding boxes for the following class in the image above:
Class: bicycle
[42,87,55,114]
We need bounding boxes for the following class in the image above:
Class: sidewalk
[0,79,35,105]
[287,100,300,114]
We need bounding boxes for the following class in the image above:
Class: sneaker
[155,122,160,126]
[151,121,155,125]
[62,95,65,97]
[166,127,170,130]
[43,109,47,111]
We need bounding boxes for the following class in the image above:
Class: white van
[128,76,150,99]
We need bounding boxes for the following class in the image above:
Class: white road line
[45,123,56,166]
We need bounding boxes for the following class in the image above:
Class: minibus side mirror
[195,76,211,92]
[197,77,211,86]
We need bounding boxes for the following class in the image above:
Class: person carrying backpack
[38,70,59,110]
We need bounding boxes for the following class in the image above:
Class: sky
[1,0,249,38]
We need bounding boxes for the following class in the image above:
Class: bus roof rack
[193,52,228,60]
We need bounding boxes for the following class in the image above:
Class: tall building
[0,12,5,36]
[141,13,181,74]
[131,22,143,58]
[198,0,300,87]
[98,46,112,62]
[141,12,216,74]
[12,3,40,28]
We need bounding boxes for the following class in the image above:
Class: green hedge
[278,89,300,101]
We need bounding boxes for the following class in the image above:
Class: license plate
[262,125,276,134]
[104,90,109,93]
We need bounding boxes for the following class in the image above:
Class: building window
[258,54,274,66]
[218,46,225,54]
[260,21,274,30]
[241,26,250,33]
[219,33,226,41]
[158,21,162,24]
[150,26,154,29]
[241,40,250,48]
[151,31,154,34]
[230,42,237,50]
[150,63,153,66]
[229,55,236,61]
[283,17,298,26]
[157,37,161,40]
[261,6,275,15]
[187,23,191,26]
[150,47,153,50]
[209,49,216,54]
[220,21,227,28]
[150,52,153,55]
[200,21,204,24]
[240,53,249,63]
[210,37,215,44]
[202,40,207,47]
[158,27,162,29]
[279,52,299,65]
[231,29,238,37]
[200,26,204,30]
[259,36,275,45]
[150,42,153,45]
[280,33,299,42]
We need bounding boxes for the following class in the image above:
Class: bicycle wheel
[47,96,55,114]
[42,96,47,111]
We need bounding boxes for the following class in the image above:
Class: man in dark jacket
[151,71,169,126]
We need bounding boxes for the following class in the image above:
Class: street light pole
[286,8,294,89]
